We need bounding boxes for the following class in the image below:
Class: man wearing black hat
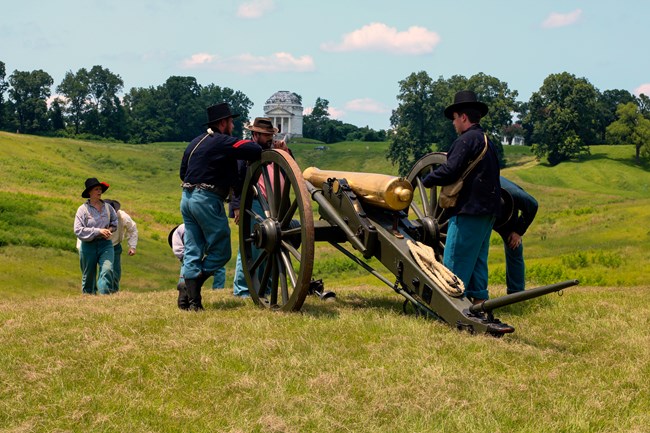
[178,102,263,311]
[494,177,538,294]
[421,90,501,304]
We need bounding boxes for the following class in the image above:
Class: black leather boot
[185,278,204,311]
[196,271,213,288]
[177,281,189,310]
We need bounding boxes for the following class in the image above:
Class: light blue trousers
[178,265,225,288]
[233,199,265,297]
[444,214,495,301]
[79,239,114,295]
[180,189,231,280]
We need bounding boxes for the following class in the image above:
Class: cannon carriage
[238,149,578,336]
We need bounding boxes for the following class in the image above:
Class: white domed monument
[263,91,303,138]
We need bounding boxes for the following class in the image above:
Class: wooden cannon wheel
[405,152,450,262]
[239,149,315,311]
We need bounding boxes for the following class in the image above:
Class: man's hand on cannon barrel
[273,139,289,152]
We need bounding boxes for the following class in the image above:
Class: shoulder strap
[187,132,212,166]
[460,134,489,181]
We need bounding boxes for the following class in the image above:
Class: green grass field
[1,132,649,432]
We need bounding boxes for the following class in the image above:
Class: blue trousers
[180,189,231,280]
[444,214,495,301]
[504,241,525,294]
[79,239,114,294]
[113,243,123,292]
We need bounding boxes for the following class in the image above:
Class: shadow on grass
[491,295,557,317]
[205,297,252,311]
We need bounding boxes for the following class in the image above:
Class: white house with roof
[263,91,303,138]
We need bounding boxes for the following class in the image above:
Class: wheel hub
[420,215,440,245]
[252,219,282,253]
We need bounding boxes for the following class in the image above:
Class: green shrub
[561,252,589,269]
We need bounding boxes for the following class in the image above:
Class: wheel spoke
[279,248,298,287]
[280,198,298,229]
[262,166,276,218]
[281,240,301,261]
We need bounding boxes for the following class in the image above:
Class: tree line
[388,71,650,174]
[0,61,386,144]
[1,60,649,170]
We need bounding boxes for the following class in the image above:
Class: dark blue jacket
[495,176,538,238]
[180,131,262,188]
[422,124,501,217]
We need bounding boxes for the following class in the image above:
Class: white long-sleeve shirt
[111,210,138,249]
[171,224,185,261]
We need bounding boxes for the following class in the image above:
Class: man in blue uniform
[179,103,263,311]
[494,177,538,294]
[422,90,501,304]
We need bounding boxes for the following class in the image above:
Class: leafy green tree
[388,71,437,175]
[161,76,201,141]
[8,69,53,133]
[0,61,8,129]
[637,93,650,118]
[597,89,637,141]
[48,97,66,131]
[57,68,89,134]
[303,97,330,140]
[86,65,124,138]
[605,102,650,163]
[123,85,174,143]
[523,72,598,165]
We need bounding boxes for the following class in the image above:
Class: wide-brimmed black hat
[82,177,109,198]
[444,90,489,120]
[104,199,121,212]
[203,103,240,126]
[245,117,279,134]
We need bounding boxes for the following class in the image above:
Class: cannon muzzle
[469,279,579,314]
[303,167,413,211]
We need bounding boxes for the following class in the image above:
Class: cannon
[238,149,578,336]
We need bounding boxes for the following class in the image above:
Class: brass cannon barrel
[303,167,413,211]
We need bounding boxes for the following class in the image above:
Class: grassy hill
[2,133,649,296]
[1,132,649,431]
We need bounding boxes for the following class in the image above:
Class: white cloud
[237,0,275,19]
[180,51,315,73]
[344,98,389,114]
[181,53,216,68]
[541,9,582,28]
[328,106,345,120]
[321,22,440,55]
[634,83,650,97]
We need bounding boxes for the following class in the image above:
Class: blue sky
[2,0,649,131]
